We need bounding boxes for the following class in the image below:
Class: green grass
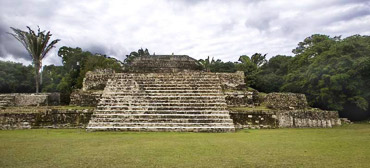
[229,105,271,112]
[1,106,94,113]
[1,124,370,168]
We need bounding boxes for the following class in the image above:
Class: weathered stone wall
[0,93,60,107]
[82,69,114,91]
[216,71,245,90]
[230,111,278,129]
[127,55,203,73]
[0,108,93,130]
[265,92,308,110]
[277,109,341,128]
[225,90,259,107]
[70,90,103,107]
[230,108,341,129]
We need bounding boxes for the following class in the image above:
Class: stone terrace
[87,72,235,132]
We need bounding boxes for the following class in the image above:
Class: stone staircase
[87,72,235,132]
[0,95,15,109]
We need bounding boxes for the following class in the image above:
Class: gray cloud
[0,0,369,65]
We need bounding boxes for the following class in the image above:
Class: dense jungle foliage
[1,34,369,120]
[0,46,123,104]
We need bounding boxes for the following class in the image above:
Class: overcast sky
[0,0,369,66]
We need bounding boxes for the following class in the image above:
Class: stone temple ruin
[85,55,237,132]
[74,55,341,132]
[0,55,344,131]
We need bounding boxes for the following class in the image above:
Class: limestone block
[224,91,258,107]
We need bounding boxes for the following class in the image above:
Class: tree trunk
[35,65,39,93]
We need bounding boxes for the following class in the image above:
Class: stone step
[97,106,227,110]
[112,74,218,76]
[112,78,221,82]
[112,76,219,79]
[88,122,234,127]
[108,80,220,83]
[96,106,227,110]
[142,87,221,89]
[95,109,230,112]
[94,110,230,115]
[112,75,220,79]
[105,89,222,93]
[0,97,14,100]
[97,102,227,106]
[105,84,221,87]
[103,93,225,97]
[91,113,231,119]
[101,96,226,99]
[0,101,9,106]
[99,99,226,103]
[86,126,235,132]
[145,89,223,94]
[90,118,233,123]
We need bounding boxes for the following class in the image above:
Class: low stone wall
[0,108,93,130]
[217,71,245,90]
[225,90,259,107]
[230,108,341,129]
[0,93,60,107]
[265,92,308,110]
[230,110,278,129]
[70,90,102,107]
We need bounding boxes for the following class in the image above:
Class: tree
[0,61,35,93]
[57,46,123,104]
[251,53,267,67]
[198,56,214,72]
[236,55,258,87]
[281,34,370,120]
[124,48,150,63]
[8,26,60,93]
[254,55,293,93]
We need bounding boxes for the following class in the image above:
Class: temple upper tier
[126,55,203,73]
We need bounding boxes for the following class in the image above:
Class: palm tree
[199,56,215,72]
[9,26,60,93]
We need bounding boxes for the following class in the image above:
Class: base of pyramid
[86,126,235,133]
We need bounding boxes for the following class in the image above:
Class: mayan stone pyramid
[87,55,235,132]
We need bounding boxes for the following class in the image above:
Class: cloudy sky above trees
[0,0,369,65]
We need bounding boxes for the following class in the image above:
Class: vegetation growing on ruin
[228,105,271,112]
[1,124,369,167]
[0,106,94,113]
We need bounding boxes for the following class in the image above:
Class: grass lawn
[1,124,370,168]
